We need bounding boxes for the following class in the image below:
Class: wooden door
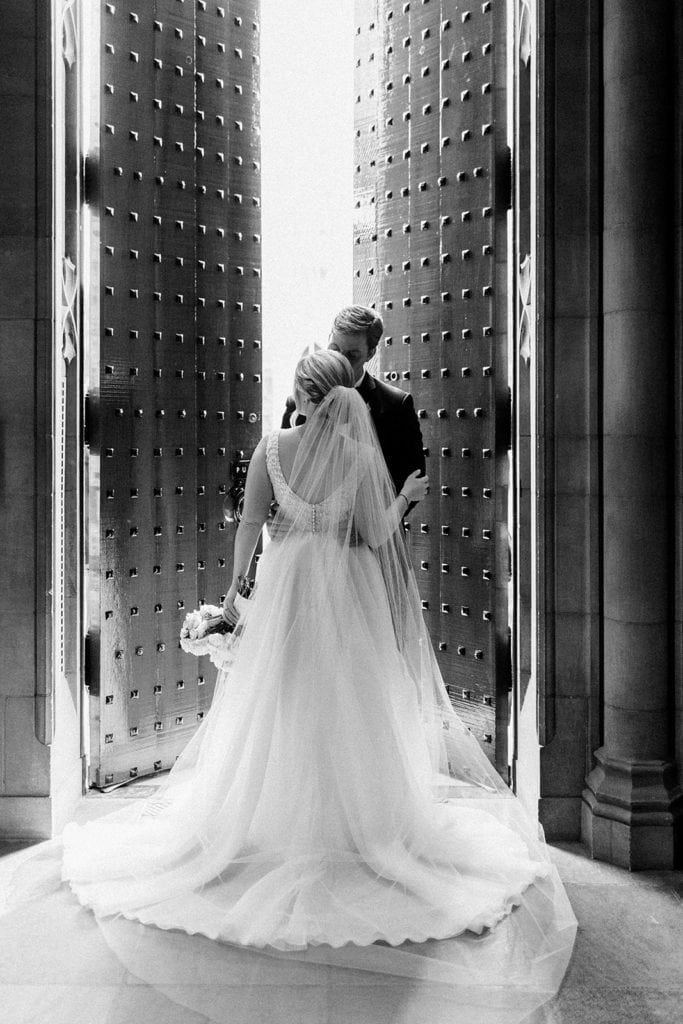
[354,0,511,771]
[83,0,262,788]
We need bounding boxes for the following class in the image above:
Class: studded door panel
[86,0,261,788]
[354,1,509,766]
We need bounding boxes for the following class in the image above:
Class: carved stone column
[581,0,682,868]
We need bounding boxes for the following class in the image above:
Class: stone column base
[581,747,683,869]
[0,796,52,842]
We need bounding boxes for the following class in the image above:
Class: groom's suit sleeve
[281,397,296,429]
[371,379,426,509]
[391,392,426,516]
[395,392,426,485]
[281,397,307,429]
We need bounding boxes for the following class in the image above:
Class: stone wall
[0,1,54,838]
[536,0,603,842]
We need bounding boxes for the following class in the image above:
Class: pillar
[0,1,55,839]
[581,0,682,868]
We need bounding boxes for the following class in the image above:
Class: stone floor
[0,793,681,1024]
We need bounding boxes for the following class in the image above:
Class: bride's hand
[401,470,430,505]
[222,583,240,627]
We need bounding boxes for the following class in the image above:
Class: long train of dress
[33,429,576,1021]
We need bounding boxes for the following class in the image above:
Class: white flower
[179,602,249,669]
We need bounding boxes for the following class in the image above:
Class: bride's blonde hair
[294,350,354,405]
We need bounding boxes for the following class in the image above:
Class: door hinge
[84,633,100,696]
[83,153,99,207]
[497,386,512,452]
[495,144,513,211]
[83,393,98,449]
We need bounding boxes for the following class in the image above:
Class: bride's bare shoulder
[275,426,304,450]
[273,427,304,481]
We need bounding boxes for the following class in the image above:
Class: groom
[281,306,426,504]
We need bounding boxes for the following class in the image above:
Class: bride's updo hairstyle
[294,350,354,406]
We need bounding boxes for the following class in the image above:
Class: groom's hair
[332,306,383,352]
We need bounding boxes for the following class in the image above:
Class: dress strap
[265,431,287,495]
[265,430,278,464]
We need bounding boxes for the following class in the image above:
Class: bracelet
[398,492,409,511]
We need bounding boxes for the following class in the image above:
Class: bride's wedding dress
[46,387,574,1021]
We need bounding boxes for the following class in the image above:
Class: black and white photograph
[0,1,681,1022]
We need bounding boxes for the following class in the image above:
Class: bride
[59,350,576,1018]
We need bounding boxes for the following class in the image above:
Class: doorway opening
[260,0,355,432]
[64,0,535,799]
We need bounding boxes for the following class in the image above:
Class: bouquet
[179,576,254,672]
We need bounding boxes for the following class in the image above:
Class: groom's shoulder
[368,373,413,409]
[281,395,296,429]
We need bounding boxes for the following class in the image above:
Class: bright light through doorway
[260,1,355,432]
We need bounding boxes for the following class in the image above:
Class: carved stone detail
[518,253,532,365]
[518,0,532,68]
[61,255,78,364]
[62,0,78,70]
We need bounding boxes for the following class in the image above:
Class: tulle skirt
[56,534,576,1021]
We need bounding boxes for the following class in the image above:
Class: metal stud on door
[354,1,509,768]
[84,1,262,789]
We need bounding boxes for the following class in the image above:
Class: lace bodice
[266,431,355,535]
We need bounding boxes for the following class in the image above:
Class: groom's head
[328,306,383,384]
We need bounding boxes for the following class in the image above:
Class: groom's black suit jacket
[281,373,426,501]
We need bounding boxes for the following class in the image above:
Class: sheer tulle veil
[277,382,507,800]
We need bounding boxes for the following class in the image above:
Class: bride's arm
[222,437,273,624]
[355,457,429,547]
